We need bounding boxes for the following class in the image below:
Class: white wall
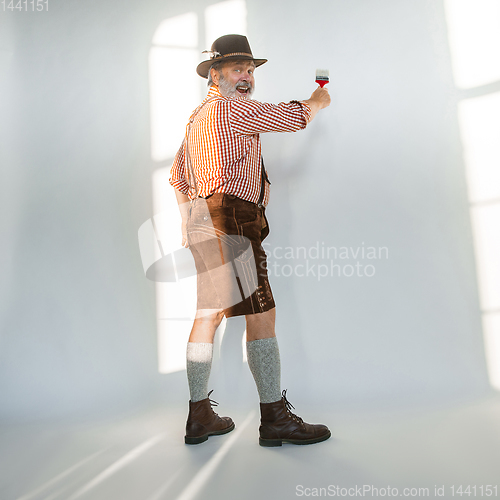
[0,0,492,422]
[250,0,491,406]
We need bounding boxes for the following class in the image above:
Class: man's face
[211,60,255,99]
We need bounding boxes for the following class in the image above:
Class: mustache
[235,81,252,90]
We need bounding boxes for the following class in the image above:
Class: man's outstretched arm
[229,85,331,136]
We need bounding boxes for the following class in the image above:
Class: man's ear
[210,67,220,85]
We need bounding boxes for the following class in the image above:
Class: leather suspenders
[257,157,271,207]
[185,96,217,200]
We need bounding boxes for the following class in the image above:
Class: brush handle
[315,80,328,88]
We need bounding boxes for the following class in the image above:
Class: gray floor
[2,393,500,500]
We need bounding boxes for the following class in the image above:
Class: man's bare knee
[246,307,275,324]
[245,308,276,340]
[195,308,225,328]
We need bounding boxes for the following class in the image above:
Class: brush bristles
[315,69,329,80]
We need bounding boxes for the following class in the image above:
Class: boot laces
[282,389,304,425]
[207,390,219,408]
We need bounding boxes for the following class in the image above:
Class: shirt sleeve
[228,98,312,136]
[169,139,191,195]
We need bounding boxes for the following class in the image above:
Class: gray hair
[207,61,225,87]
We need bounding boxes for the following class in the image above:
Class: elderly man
[169,34,331,447]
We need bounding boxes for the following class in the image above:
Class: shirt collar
[207,85,223,98]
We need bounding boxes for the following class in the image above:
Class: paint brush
[315,69,329,88]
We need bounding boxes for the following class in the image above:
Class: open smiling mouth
[236,86,250,94]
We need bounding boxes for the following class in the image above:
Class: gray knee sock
[246,337,282,404]
[186,342,213,403]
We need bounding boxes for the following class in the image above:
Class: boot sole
[185,422,235,445]
[259,430,331,447]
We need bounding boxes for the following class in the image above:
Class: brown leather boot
[259,390,331,447]
[185,390,235,444]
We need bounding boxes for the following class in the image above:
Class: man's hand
[174,188,191,248]
[304,85,331,122]
[310,86,331,109]
[181,219,189,248]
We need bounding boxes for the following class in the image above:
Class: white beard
[218,75,254,99]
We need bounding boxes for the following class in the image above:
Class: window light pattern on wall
[444,0,500,389]
[149,1,247,374]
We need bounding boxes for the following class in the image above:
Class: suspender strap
[185,97,217,200]
[257,157,271,207]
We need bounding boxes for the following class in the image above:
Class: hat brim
[197,57,267,79]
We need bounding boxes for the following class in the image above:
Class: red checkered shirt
[169,85,312,207]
